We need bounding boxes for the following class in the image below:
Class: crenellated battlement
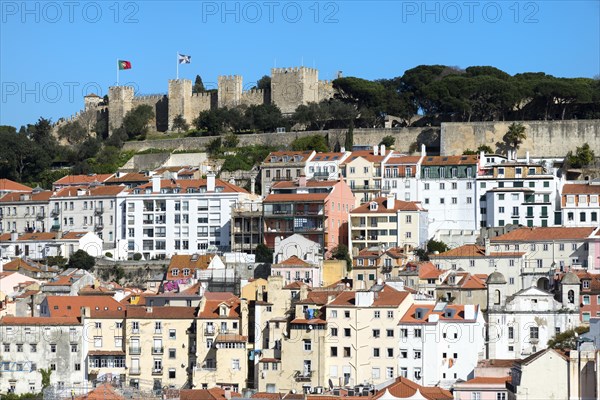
[242,88,265,96]
[191,92,213,99]
[271,66,318,74]
[133,94,166,101]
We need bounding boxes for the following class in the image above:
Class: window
[414,368,422,380]
[232,359,240,370]
[71,344,77,352]
[169,329,176,339]
[330,328,338,337]
[30,344,37,352]
[50,363,56,371]
[344,311,350,318]
[50,344,57,353]
[496,394,506,400]
[343,347,351,357]
[344,328,351,337]
[583,295,590,305]
[399,367,407,378]
[373,348,380,357]
[330,347,338,357]
[303,340,312,351]
[372,367,380,379]
[414,349,422,359]
[374,310,380,318]
[471,393,481,400]
[386,367,394,379]
[169,349,176,359]
[330,310,337,318]
[387,348,394,357]
[530,326,539,339]
[414,328,422,338]
[400,328,408,338]
[386,329,394,337]
[387,310,394,319]
[372,329,380,338]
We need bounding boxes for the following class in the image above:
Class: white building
[486,271,580,360]
[397,303,486,389]
[0,315,86,394]
[117,175,252,260]
[381,153,422,202]
[305,151,351,180]
[273,234,322,264]
[478,158,561,228]
[0,189,53,234]
[419,154,481,237]
[49,185,128,246]
[0,231,103,260]
[561,181,600,227]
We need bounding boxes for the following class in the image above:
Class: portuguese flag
[118,60,132,70]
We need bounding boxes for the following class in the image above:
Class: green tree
[500,122,526,158]
[245,104,283,132]
[206,137,222,156]
[193,108,229,135]
[46,256,67,268]
[477,144,494,154]
[331,244,352,271]
[122,105,155,140]
[57,120,87,145]
[172,114,189,133]
[380,135,395,148]
[192,75,206,94]
[547,326,590,350]
[291,134,329,152]
[427,239,449,254]
[256,75,271,91]
[344,123,354,151]
[133,253,142,261]
[39,368,52,389]
[566,143,595,168]
[67,250,95,271]
[255,244,273,263]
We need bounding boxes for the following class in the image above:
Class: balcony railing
[152,368,163,375]
[204,328,216,336]
[129,347,141,355]
[94,224,104,231]
[94,208,104,215]
[294,371,312,382]
[51,209,60,217]
[36,213,45,220]
[129,368,140,375]
[351,185,381,191]
[152,347,164,355]
[51,224,60,231]
[295,226,324,233]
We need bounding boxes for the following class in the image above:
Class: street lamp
[576,334,595,400]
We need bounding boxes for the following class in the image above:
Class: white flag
[178,54,191,64]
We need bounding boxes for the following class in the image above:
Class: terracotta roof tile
[562,183,600,195]
[2,258,47,272]
[215,333,247,343]
[399,304,479,324]
[272,180,338,189]
[17,232,57,241]
[0,191,53,203]
[342,150,387,165]
[351,196,424,213]
[127,306,197,319]
[263,151,314,164]
[372,376,452,400]
[0,179,32,192]
[179,388,241,400]
[491,227,596,242]
[264,193,329,202]
[75,383,123,400]
[431,244,525,259]
[273,255,314,268]
[421,155,478,166]
[45,296,125,318]
[327,285,409,308]
[135,178,248,194]
[1,316,81,325]
[462,376,510,385]
[417,262,445,279]
[54,174,114,186]
[167,254,216,280]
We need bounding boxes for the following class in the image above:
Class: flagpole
[116,59,119,86]
[176,52,179,80]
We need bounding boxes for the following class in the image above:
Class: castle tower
[108,86,134,133]
[217,75,242,108]
[270,67,319,114]
[84,94,103,111]
[168,79,193,131]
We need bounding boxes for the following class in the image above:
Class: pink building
[270,255,321,287]
[452,376,510,400]
[263,178,355,257]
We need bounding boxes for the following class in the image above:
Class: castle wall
[441,120,600,157]
[189,92,213,120]
[318,80,334,103]
[240,89,266,107]
[132,95,168,132]
[271,67,319,114]
[168,79,192,131]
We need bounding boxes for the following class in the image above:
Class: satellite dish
[329,379,334,390]
[308,325,313,330]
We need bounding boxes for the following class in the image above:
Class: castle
[68,67,334,134]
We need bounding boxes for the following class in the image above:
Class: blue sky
[1,0,599,128]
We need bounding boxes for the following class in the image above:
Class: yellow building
[193,292,249,391]
[340,149,390,207]
[241,278,268,302]
[125,306,197,392]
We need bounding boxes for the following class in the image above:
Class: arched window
[494,289,501,305]
[568,290,575,304]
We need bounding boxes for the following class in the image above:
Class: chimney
[480,150,485,161]
[224,388,232,400]
[386,193,395,210]
[250,176,256,195]
[207,173,216,192]
[10,231,18,242]
[356,291,374,307]
[373,145,378,156]
[380,144,386,156]
[464,304,476,320]
[298,176,307,187]
[421,144,426,157]
[151,175,161,193]
[526,151,530,163]
[484,238,490,256]
[341,146,346,153]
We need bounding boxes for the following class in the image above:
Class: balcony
[94,208,104,215]
[152,347,164,355]
[51,224,60,231]
[129,368,140,375]
[351,185,381,191]
[94,224,104,231]
[129,347,141,355]
[51,209,60,217]
[152,368,163,375]
[204,328,216,336]
[36,213,45,220]
[295,226,324,233]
